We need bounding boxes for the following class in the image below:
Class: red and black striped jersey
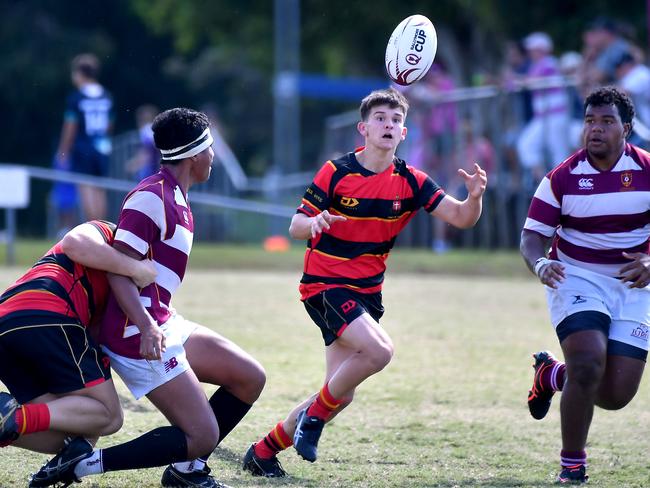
[297,150,445,300]
[0,220,115,328]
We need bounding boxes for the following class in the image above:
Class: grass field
[0,245,648,487]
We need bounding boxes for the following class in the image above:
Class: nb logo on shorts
[578,178,594,190]
[631,325,649,341]
[164,357,178,373]
[102,356,111,369]
[572,295,587,304]
[341,300,357,314]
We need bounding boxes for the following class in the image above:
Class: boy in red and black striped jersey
[0,221,156,453]
[243,88,488,476]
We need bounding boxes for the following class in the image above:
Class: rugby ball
[385,15,437,86]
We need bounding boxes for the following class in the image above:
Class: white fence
[5,77,628,252]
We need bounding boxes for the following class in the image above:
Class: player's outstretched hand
[139,317,166,361]
[459,163,487,199]
[310,210,346,238]
[132,259,157,289]
[619,252,650,288]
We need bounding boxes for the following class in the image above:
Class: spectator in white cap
[524,32,553,53]
[516,32,570,187]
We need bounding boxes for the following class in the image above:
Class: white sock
[172,458,206,473]
[73,449,103,478]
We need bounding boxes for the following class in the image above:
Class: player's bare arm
[107,273,165,361]
[619,252,650,288]
[61,222,157,288]
[109,241,166,360]
[520,229,565,288]
[431,163,487,229]
[56,119,77,161]
[289,211,347,240]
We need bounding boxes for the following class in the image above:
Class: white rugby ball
[385,15,437,86]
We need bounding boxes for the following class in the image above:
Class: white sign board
[0,166,29,208]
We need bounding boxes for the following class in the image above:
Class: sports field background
[0,245,648,487]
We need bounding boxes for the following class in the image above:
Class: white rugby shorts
[102,313,198,399]
[545,261,650,351]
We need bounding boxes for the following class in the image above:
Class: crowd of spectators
[397,16,650,251]
[51,18,650,252]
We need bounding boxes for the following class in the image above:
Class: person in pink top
[31,108,265,488]
[516,32,571,184]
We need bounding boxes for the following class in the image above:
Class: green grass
[0,267,648,487]
[0,240,530,278]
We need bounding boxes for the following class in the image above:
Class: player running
[242,87,487,477]
[522,86,650,484]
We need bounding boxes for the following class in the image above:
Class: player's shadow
[427,479,557,487]
[212,446,317,487]
[212,447,560,487]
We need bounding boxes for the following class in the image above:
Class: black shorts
[0,317,111,404]
[557,311,648,361]
[303,288,384,346]
[71,145,109,177]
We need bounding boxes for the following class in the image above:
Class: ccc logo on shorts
[341,300,357,314]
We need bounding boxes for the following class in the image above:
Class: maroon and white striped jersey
[100,167,193,358]
[524,143,650,276]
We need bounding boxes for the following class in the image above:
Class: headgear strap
[159,127,213,161]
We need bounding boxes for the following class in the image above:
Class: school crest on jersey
[392,195,401,214]
[621,171,633,188]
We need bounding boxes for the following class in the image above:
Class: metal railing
[3,77,604,252]
[322,77,584,250]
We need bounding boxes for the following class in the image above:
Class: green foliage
[1,0,648,236]
[0,240,530,277]
[130,0,274,69]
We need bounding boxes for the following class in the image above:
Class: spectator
[441,117,496,249]
[55,53,114,222]
[405,63,459,252]
[499,39,533,191]
[126,105,160,180]
[580,17,630,91]
[453,118,496,188]
[501,39,533,123]
[49,159,79,239]
[615,51,650,149]
[559,51,585,153]
[516,32,570,186]
[404,62,458,178]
